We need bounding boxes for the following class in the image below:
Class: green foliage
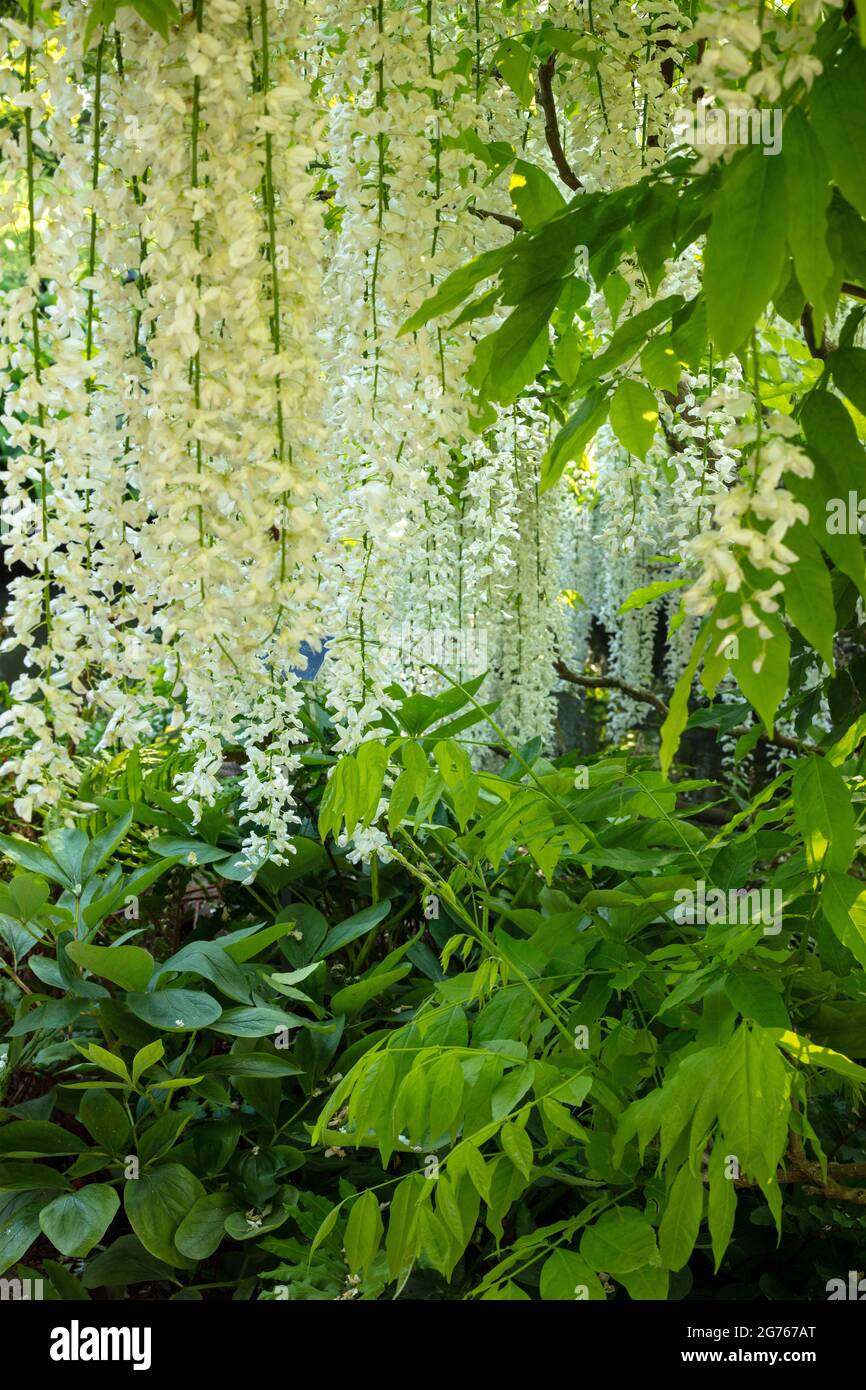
[1,687,864,1301]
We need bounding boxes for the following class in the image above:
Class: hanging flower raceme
[0,0,806,844]
[0,4,155,817]
[0,1,335,859]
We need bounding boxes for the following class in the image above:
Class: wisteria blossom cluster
[683,401,814,622]
[0,0,840,862]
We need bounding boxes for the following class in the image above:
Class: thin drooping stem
[258,0,291,587]
[23,0,51,638]
[83,35,105,580]
[83,38,104,389]
[190,0,206,595]
[370,0,385,409]
[425,0,445,390]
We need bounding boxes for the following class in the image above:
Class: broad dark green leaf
[704,148,787,356]
[39,1184,119,1258]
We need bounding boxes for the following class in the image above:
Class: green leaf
[428,1053,464,1141]
[795,392,866,597]
[223,921,294,964]
[660,622,710,775]
[399,244,513,335]
[782,523,836,667]
[717,1023,791,1190]
[581,1208,660,1275]
[500,1120,533,1180]
[385,1173,425,1280]
[468,280,560,406]
[539,1248,606,1300]
[309,1202,341,1258]
[0,1121,87,1158]
[771,1029,866,1086]
[6,997,87,1037]
[609,379,658,460]
[330,965,411,1017]
[658,1164,703,1272]
[782,111,833,333]
[81,812,133,881]
[0,1161,69,1191]
[174,1192,238,1260]
[419,1204,454,1278]
[509,160,566,229]
[389,769,418,834]
[344,1190,384,1276]
[831,347,866,416]
[41,829,88,887]
[43,1259,91,1300]
[132,1039,165,1086]
[496,35,536,105]
[81,1234,174,1289]
[603,272,630,325]
[149,837,231,864]
[66,942,154,994]
[708,1142,737,1273]
[730,617,790,736]
[821,872,866,970]
[197,1053,302,1079]
[39,1184,119,1258]
[224,1199,293,1242]
[617,1265,670,1300]
[127,0,174,40]
[581,294,685,382]
[83,0,118,50]
[491,1062,536,1123]
[136,1110,191,1166]
[723,972,789,1030]
[0,1192,48,1276]
[540,387,609,493]
[0,834,66,885]
[704,147,787,356]
[79,1089,131,1152]
[320,900,391,956]
[481,1280,531,1300]
[154,940,251,1004]
[123,1164,204,1266]
[83,855,180,929]
[126,988,222,1032]
[811,41,866,221]
[619,579,687,616]
[208,1005,304,1037]
[793,757,855,874]
[640,335,682,392]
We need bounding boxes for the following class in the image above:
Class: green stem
[258,0,291,589]
[370,0,385,409]
[191,0,205,596]
[23,3,51,639]
[83,36,105,583]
